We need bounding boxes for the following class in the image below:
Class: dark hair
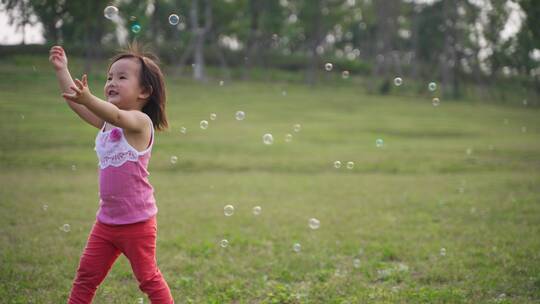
[108,43,168,131]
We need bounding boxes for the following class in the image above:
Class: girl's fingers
[74,78,83,88]
[70,85,81,94]
[82,74,88,86]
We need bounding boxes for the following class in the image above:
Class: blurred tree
[1,0,35,45]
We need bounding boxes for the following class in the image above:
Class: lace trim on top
[95,121,154,169]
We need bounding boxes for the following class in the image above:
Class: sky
[0,4,45,45]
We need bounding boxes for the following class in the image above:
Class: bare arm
[62,75,150,133]
[49,46,103,129]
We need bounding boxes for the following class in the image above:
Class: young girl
[49,45,174,303]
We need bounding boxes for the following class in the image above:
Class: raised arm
[49,46,103,129]
[62,75,150,134]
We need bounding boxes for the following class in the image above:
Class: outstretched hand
[49,46,68,71]
[62,74,93,105]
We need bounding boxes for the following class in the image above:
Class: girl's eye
[120,76,126,79]
[107,77,112,81]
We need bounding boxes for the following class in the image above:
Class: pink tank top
[95,120,157,225]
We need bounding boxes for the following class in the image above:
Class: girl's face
[104,58,149,109]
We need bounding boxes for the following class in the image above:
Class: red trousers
[68,216,174,303]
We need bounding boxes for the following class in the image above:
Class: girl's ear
[138,85,153,100]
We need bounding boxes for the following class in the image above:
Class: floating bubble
[341,70,350,79]
[62,224,71,232]
[168,14,180,25]
[224,204,234,216]
[210,113,217,120]
[219,80,224,86]
[170,156,178,164]
[252,206,262,216]
[309,218,320,230]
[137,297,144,304]
[334,161,342,169]
[293,124,301,133]
[293,243,301,252]
[346,161,355,169]
[432,97,440,107]
[353,258,361,268]
[285,133,293,143]
[71,164,77,171]
[131,23,141,34]
[104,6,118,20]
[235,111,245,121]
[393,77,403,86]
[263,133,274,145]
[42,204,48,211]
[281,90,287,96]
[466,148,472,155]
[200,120,208,129]
[376,138,384,148]
[180,127,187,134]
[220,239,229,248]
[440,247,446,256]
[523,99,528,106]
[324,63,333,71]
[428,82,437,91]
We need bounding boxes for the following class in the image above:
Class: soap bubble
[293,124,301,133]
[285,133,293,143]
[334,161,342,169]
[210,113,217,120]
[263,133,274,145]
[220,239,229,248]
[293,243,301,252]
[137,297,144,304]
[219,80,224,86]
[376,138,384,148]
[341,70,350,79]
[440,247,446,256]
[104,6,118,20]
[170,156,178,164]
[353,258,361,268]
[42,204,48,211]
[428,82,437,91]
[346,161,354,169]
[62,224,71,232]
[180,127,187,134]
[200,120,208,129]
[131,23,141,34]
[432,97,440,107]
[252,206,262,215]
[393,77,403,86]
[168,14,180,25]
[235,111,245,121]
[324,63,333,71]
[309,218,320,230]
[224,204,234,216]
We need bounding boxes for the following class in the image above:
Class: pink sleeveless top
[95,120,157,225]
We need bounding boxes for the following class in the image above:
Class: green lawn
[1,56,539,303]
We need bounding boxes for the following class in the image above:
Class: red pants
[68,216,174,303]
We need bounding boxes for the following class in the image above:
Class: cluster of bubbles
[104,6,184,34]
[390,75,442,107]
[220,203,320,251]
[333,161,355,169]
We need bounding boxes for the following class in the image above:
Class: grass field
[1,55,540,303]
